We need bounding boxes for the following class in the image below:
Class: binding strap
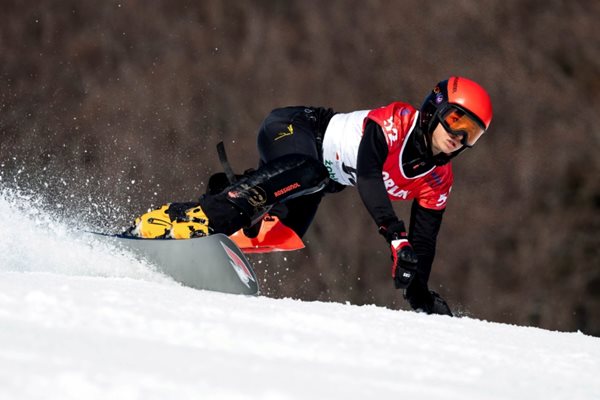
[217,141,237,185]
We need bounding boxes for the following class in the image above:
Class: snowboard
[90,233,259,296]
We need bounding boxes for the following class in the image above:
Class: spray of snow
[0,187,170,283]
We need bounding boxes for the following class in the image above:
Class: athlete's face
[431,122,463,155]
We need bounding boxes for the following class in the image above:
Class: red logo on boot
[274,182,300,198]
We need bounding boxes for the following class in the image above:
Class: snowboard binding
[124,142,322,252]
[205,142,309,252]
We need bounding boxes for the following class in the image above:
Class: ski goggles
[438,105,486,147]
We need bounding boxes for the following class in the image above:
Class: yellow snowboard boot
[125,203,210,239]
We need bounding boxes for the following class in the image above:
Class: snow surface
[1,188,599,400]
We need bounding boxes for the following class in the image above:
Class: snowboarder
[125,76,493,316]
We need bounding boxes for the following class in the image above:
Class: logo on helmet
[433,84,445,104]
[452,77,459,93]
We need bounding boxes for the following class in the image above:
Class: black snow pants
[255,106,328,237]
[200,106,337,237]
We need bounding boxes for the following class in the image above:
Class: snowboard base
[89,233,259,296]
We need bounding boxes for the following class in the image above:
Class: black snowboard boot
[405,284,453,316]
[200,154,329,236]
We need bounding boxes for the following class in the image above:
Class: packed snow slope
[1,188,599,400]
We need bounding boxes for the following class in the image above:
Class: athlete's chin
[432,143,459,156]
[443,143,463,154]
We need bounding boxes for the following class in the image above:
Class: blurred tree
[1,0,598,334]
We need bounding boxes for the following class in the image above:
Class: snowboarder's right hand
[379,220,418,289]
[390,238,418,289]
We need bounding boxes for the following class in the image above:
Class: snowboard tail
[91,233,259,296]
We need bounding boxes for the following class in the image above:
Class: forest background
[1,0,599,335]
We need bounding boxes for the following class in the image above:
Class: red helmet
[420,77,493,147]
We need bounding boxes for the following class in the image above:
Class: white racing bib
[321,110,370,186]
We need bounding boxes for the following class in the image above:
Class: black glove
[379,221,418,289]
